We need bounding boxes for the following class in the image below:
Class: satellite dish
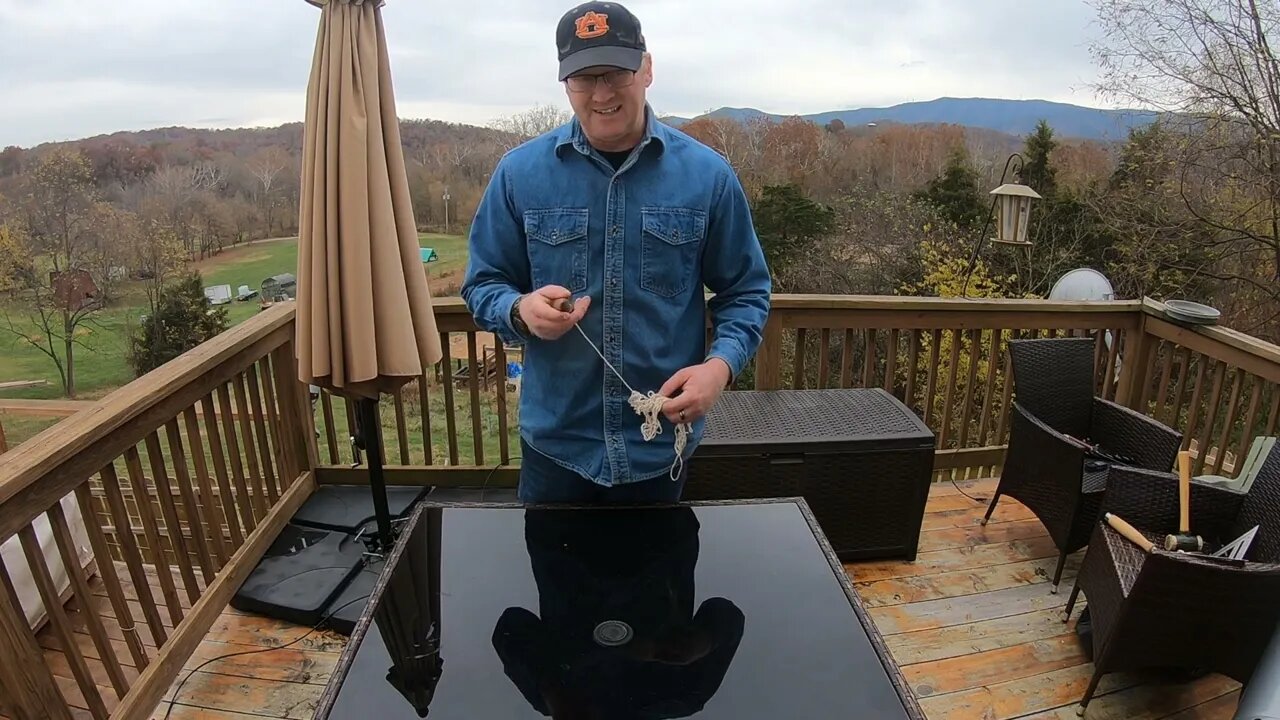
[1049,269,1119,374]
[1049,268,1115,301]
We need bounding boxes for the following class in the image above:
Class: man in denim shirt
[461,1,771,504]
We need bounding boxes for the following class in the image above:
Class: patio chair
[980,337,1182,592]
[1062,443,1280,716]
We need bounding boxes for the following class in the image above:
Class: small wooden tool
[1164,450,1204,552]
[1105,512,1155,553]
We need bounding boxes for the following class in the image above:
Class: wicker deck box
[685,388,936,561]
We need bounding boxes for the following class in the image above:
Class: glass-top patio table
[316,496,923,719]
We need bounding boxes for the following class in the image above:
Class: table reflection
[491,507,746,719]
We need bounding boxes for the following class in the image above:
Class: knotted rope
[557,299,690,481]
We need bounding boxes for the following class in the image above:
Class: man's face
[564,55,652,152]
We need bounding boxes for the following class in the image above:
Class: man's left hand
[659,358,732,424]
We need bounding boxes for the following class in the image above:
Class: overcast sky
[0,0,1114,149]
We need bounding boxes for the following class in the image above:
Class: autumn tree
[2,148,105,397]
[132,219,189,317]
[0,223,32,298]
[1091,0,1280,335]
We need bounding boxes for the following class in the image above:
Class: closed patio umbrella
[297,0,441,550]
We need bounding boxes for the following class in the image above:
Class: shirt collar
[554,103,667,159]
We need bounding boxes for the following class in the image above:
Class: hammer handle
[1178,450,1191,534]
[1105,513,1155,553]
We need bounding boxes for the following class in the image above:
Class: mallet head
[1164,533,1204,552]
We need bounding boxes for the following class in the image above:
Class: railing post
[0,570,72,719]
[1114,312,1155,411]
[271,337,318,483]
[755,316,783,390]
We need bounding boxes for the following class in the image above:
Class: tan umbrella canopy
[296,0,441,549]
[297,0,442,402]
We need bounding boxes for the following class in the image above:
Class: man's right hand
[518,286,590,340]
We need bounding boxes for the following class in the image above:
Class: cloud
[0,0,1110,147]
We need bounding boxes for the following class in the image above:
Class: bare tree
[489,104,572,149]
[1090,0,1280,328]
[246,147,290,237]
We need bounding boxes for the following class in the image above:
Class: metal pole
[356,396,394,551]
[443,187,450,236]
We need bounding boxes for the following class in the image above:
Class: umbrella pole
[355,395,395,552]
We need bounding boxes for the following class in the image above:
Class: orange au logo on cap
[575,11,609,39]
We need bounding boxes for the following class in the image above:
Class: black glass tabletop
[316,498,919,719]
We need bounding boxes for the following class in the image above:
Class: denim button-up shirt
[461,108,771,486]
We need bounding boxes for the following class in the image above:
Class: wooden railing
[1124,299,1280,476]
[0,294,1278,719]
[304,296,1280,484]
[0,302,317,720]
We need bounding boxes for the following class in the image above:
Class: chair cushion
[1196,437,1276,494]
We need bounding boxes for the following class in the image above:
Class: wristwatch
[510,294,530,337]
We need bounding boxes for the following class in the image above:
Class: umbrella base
[293,484,428,534]
[323,557,384,635]
[230,523,366,627]
[230,484,428,631]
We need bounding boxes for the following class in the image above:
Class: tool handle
[1178,450,1191,534]
[1105,513,1155,553]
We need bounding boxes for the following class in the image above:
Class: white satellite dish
[1049,268,1115,302]
[1049,269,1119,375]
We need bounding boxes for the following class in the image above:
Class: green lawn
[0,233,469,402]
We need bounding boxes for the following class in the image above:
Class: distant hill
[663,97,1163,141]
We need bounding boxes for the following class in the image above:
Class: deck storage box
[685,388,936,561]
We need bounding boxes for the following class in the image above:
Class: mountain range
[662,97,1163,142]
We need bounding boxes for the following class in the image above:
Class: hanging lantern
[989,183,1041,246]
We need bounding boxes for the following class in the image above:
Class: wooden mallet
[1105,512,1155,553]
[1164,450,1204,553]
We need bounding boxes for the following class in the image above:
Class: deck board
[2,478,1242,719]
[850,477,1241,720]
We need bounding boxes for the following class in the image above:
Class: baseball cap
[555,2,646,81]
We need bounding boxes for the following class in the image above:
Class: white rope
[568,321,690,482]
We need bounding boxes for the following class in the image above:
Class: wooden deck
[14,478,1243,720]
[848,477,1242,719]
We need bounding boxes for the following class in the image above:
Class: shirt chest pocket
[640,207,706,298]
[524,208,589,294]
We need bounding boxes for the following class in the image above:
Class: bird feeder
[989,183,1042,246]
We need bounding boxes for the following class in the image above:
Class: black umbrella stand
[354,395,397,554]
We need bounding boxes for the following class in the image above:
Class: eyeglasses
[564,69,636,93]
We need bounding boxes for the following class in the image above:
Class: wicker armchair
[980,337,1182,592]
[1062,445,1280,716]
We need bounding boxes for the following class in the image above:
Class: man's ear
[642,52,654,87]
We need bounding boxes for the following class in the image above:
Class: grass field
[0,233,470,403]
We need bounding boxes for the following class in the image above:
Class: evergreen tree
[128,271,229,376]
[913,146,986,229]
[751,183,837,275]
[1021,120,1058,197]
